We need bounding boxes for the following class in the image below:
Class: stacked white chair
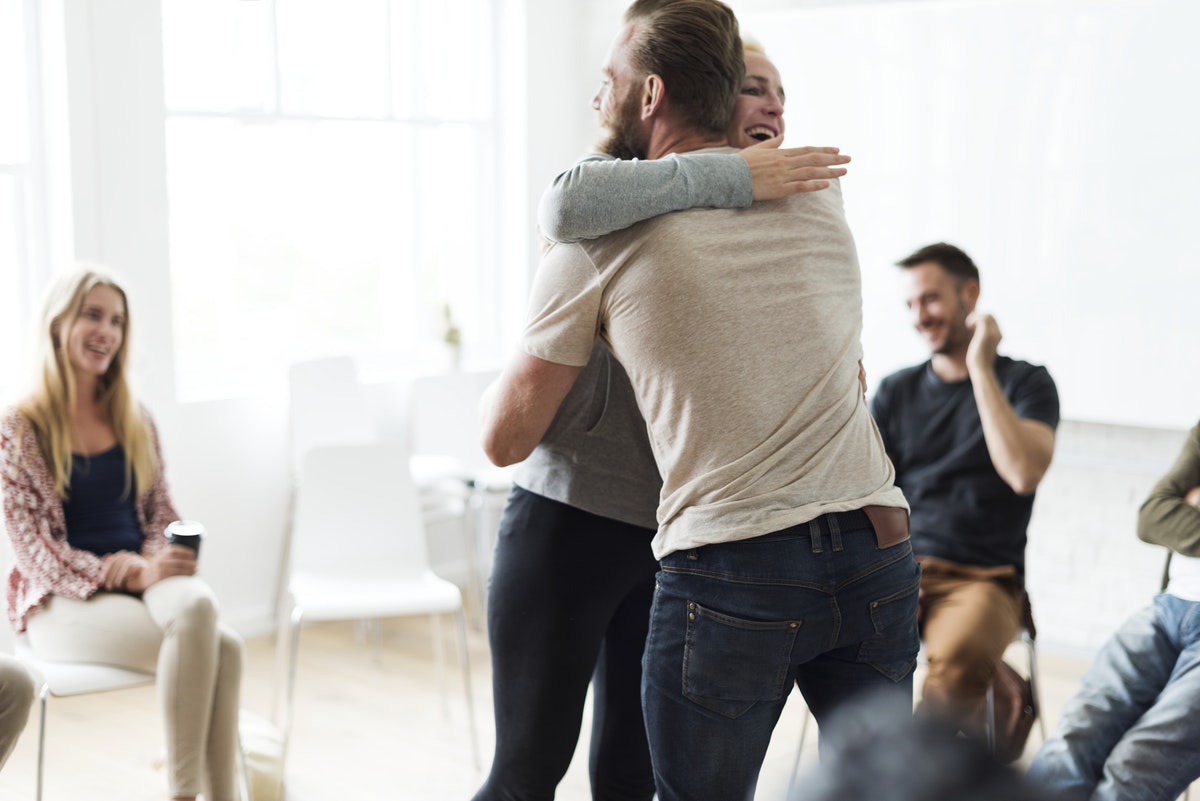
[406,369,511,616]
[279,441,479,768]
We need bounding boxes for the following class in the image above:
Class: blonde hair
[743,39,766,57]
[17,267,157,500]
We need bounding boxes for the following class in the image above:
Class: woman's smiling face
[65,284,126,381]
[728,50,786,148]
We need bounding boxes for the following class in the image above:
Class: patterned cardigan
[0,406,178,632]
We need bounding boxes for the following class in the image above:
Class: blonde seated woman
[0,269,243,801]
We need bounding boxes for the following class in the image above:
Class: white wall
[737,0,1200,431]
[1026,420,1186,657]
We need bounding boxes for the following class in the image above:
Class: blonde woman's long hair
[17,268,157,500]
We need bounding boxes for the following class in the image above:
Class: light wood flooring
[0,611,1162,801]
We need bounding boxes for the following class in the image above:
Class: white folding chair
[16,636,155,801]
[278,441,479,769]
[287,356,376,477]
[407,370,512,615]
[14,637,252,801]
[286,355,471,582]
[407,370,505,490]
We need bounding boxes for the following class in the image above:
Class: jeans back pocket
[682,601,801,718]
[858,580,920,682]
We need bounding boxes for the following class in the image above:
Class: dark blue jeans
[641,510,921,801]
[472,487,658,801]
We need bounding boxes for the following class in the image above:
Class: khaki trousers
[0,654,35,770]
[917,555,1023,728]
[26,576,244,800]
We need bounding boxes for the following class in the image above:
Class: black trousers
[471,486,658,801]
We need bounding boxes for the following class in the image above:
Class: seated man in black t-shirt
[870,242,1059,733]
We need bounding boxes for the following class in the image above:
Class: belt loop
[808,519,823,553]
[829,513,843,551]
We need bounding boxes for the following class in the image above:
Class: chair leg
[369,618,383,664]
[281,605,304,761]
[431,614,449,718]
[455,607,480,770]
[984,681,997,755]
[1025,634,1047,740]
[237,734,252,801]
[465,488,488,627]
[787,703,813,799]
[35,683,48,801]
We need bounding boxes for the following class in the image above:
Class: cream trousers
[0,653,35,771]
[25,576,244,800]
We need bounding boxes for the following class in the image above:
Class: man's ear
[961,278,981,309]
[641,74,665,120]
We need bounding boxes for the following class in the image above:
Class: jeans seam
[835,545,913,590]
[660,565,828,590]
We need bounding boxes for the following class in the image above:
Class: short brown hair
[897,242,980,287]
[623,0,743,135]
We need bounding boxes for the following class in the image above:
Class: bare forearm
[971,367,1054,495]
[479,351,582,467]
[478,378,540,467]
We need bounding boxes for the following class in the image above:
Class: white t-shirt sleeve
[520,242,603,367]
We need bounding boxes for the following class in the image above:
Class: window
[0,0,36,399]
[162,0,499,400]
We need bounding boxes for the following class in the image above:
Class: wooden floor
[0,611,1152,801]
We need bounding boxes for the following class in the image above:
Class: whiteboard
[740,0,1199,429]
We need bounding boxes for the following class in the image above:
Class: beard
[597,87,648,160]
[931,303,973,355]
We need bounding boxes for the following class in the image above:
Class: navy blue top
[870,356,1060,575]
[63,445,143,557]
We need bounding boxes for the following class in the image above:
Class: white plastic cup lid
[165,520,207,538]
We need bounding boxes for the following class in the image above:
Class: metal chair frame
[17,639,252,801]
[788,596,1045,796]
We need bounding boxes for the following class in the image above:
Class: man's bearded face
[599,81,648,160]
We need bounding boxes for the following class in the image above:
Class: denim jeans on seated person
[1027,593,1200,801]
[641,510,921,801]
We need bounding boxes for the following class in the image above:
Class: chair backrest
[407,370,500,480]
[290,442,433,582]
[288,357,375,475]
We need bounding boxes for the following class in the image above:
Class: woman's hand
[739,139,850,200]
[125,545,197,593]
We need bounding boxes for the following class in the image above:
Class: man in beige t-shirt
[481,2,919,798]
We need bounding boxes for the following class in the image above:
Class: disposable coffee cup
[166,520,206,556]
